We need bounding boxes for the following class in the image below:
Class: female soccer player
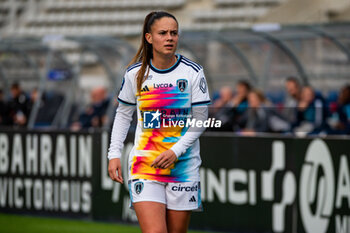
[108,11,210,233]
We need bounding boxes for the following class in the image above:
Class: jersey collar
[150,54,182,74]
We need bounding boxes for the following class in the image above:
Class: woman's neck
[151,54,177,70]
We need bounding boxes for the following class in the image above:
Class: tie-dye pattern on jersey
[130,84,194,182]
[117,55,210,183]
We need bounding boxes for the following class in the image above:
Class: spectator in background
[71,86,109,130]
[28,88,43,109]
[293,86,327,135]
[331,84,350,134]
[283,77,301,124]
[232,80,251,114]
[212,86,233,110]
[0,89,11,126]
[238,89,270,135]
[209,81,251,131]
[231,80,251,130]
[238,89,290,135]
[8,82,30,127]
[210,86,234,131]
[28,88,54,127]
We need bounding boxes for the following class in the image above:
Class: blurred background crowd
[1,0,350,136]
[1,79,350,136]
[0,83,109,131]
[210,78,350,135]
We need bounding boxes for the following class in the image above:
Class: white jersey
[118,55,211,182]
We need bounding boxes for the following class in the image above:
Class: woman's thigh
[166,209,191,233]
[134,201,167,233]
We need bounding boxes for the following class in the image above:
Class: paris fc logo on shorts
[177,79,188,92]
[134,181,144,195]
[143,110,161,129]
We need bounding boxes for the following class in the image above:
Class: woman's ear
[145,33,152,44]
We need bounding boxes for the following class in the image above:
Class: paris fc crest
[134,181,144,195]
[177,79,188,92]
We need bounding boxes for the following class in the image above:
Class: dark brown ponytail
[128,11,178,93]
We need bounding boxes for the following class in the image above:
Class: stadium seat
[2,0,293,37]
[215,0,285,6]
[10,0,186,37]
[193,7,270,22]
[45,0,185,11]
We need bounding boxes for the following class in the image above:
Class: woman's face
[339,87,350,104]
[248,92,261,108]
[146,17,179,58]
[236,84,248,97]
[301,87,314,103]
[286,81,299,97]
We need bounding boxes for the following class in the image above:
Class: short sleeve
[191,69,211,106]
[118,71,137,106]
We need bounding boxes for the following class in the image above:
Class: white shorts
[128,179,202,212]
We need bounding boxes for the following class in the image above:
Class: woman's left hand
[151,149,177,169]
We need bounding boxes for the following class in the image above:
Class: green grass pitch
[0,213,216,233]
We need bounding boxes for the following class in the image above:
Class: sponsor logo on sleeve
[199,77,207,93]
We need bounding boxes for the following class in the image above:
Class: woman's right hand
[298,101,308,110]
[108,158,124,184]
